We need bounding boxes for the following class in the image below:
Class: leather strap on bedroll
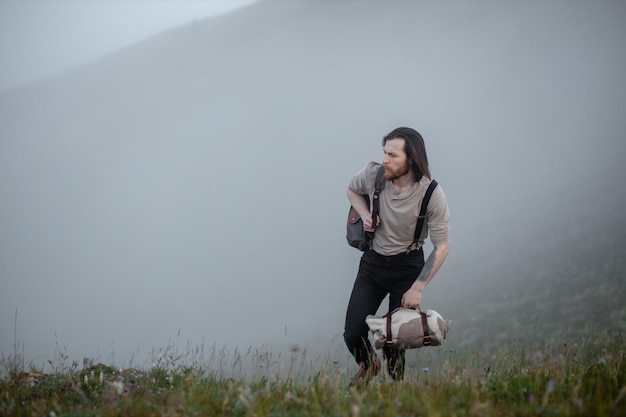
[385,309,432,346]
[421,312,432,346]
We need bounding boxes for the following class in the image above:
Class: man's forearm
[347,188,370,220]
[416,243,449,284]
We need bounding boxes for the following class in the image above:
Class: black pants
[344,247,424,379]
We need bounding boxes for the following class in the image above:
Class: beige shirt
[348,161,450,256]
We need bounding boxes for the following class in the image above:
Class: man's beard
[383,161,410,181]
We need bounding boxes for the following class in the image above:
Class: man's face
[383,138,410,181]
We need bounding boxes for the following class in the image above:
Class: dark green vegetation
[1,333,625,416]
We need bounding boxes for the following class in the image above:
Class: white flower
[110,381,125,395]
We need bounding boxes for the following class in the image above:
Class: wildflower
[542,379,556,406]
[597,350,612,365]
[237,391,252,408]
[111,380,125,396]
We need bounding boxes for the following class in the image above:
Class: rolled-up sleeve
[348,161,380,196]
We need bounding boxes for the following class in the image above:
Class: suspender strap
[410,179,438,251]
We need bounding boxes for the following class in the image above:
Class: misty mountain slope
[437,179,626,350]
[1,0,625,365]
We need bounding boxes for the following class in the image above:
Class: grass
[1,331,624,417]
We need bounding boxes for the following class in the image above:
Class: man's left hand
[401,284,425,309]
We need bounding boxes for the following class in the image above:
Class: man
[344,126,450,383]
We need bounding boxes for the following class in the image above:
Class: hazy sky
[0,0,258,90]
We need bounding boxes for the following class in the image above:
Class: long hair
[382,127,431,181]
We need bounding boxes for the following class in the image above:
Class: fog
[1,0,625,370]
[0,0,259,90]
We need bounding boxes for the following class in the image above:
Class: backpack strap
[370,166,386,232]
[350,166,386,251]
[407,179,438,252]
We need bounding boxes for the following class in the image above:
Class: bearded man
[344,126,450,384]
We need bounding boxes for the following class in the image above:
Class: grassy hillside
[2,330,624,416]
[442,177,626,351]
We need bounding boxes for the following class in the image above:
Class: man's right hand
[347,188,380,232]
[362,215,380,232]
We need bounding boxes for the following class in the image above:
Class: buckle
[423,335,432,346]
